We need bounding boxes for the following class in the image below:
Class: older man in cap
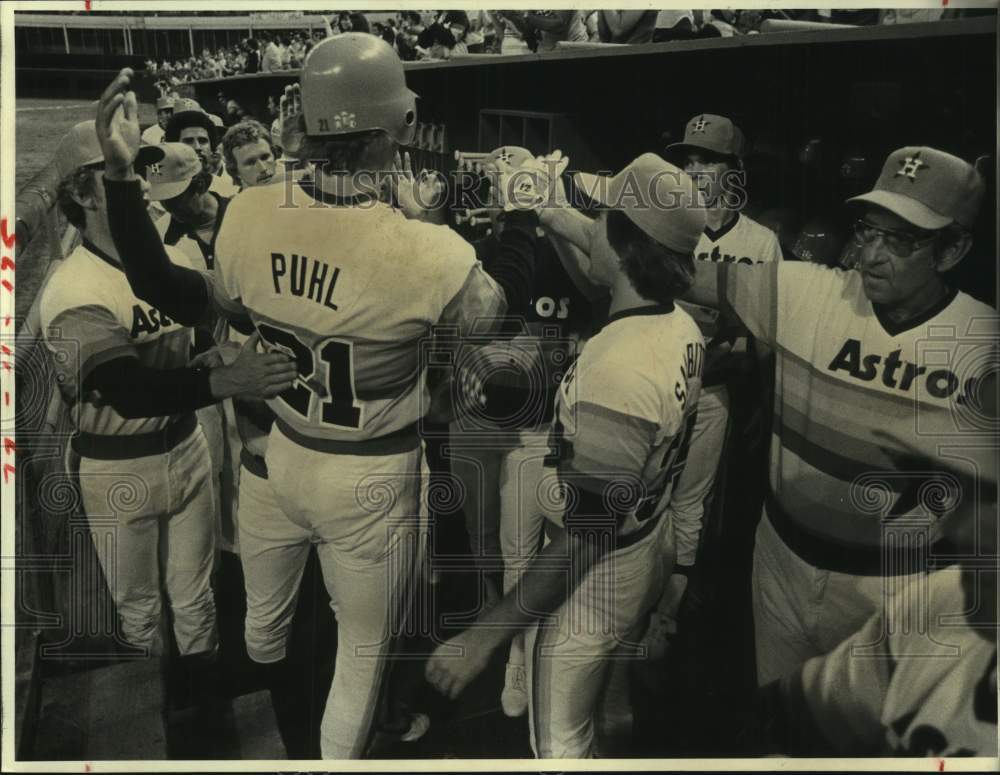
[673,145,997,686]
[427,153,707,758]
[40,120,296,662]
[141,94,174,145]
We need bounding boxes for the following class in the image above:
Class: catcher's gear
[300,33,418,144]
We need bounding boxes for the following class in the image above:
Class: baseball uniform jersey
[41,239,196,434]
[527,302,704,758]
[680,212,783,340]
[213,181,502,446]
[39,239,217,656]
[792,566,997,756]
[721,260,996,555]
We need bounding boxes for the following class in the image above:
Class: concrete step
[232,690,287,760]
[31,657,166,760]
[166,689,286,759]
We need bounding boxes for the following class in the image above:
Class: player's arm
[476,209,538,314]
[82,335,295,418]
[425,494,613,699]
[103,177,213,326]
[426,364,659,699]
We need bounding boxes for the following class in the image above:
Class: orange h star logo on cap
[691,115,710,133]
[895,153,927,181]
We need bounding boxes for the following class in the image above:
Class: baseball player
[221,119,278,189]
[427,153,707,759]
[140,94,173,145]
[95,35,538,758]
[152,136,237,553]
[678,146,997,685]
[448,145,605,718]
[640,114,783,658]
[41,121,295,662]
[759,444,997,756]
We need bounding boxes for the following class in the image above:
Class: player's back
[215,182,479,443]
[552,303,705,544]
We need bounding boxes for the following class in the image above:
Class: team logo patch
[147,162,162,176]
[691,115,710,133]
[895,153,927,181]
[333,111,357,130]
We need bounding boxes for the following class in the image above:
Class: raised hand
[391,151,447,223]
[279,83,306,157]
[96,67,141,180]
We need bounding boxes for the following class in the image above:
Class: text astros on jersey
[719,260,997,556]
[40,240,196,437]
[211,180,502,445]
[547,303,705,546]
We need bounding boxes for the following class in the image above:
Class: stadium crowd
[145,7,986,86]
[22,9,998,764]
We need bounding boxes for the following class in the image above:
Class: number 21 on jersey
[257,322,364,429]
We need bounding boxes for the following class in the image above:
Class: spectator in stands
[498,10,588,52]
[395,11,425,60]
[244,38,261,74]
[381,17,398,47]
[260,32,282,73]
[141,96,174,146]
[417,11,472,59]
[597,10,658,44]
[221,120,278,189]
[278,35,291,69]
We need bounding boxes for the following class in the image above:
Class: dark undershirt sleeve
[103,177,211,327]
[481,210,538,315]
[83,356,216,419]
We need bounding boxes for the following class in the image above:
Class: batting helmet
[300,33,417,145]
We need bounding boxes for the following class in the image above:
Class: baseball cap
[139,142,202,201]
[665,114,746,160]
[574,153,706,254]
[54,120,162,180]
[847,146,984,230]
[156,95,175,111]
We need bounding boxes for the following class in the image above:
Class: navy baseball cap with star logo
[665,114,747,160]
[847,146,984,230]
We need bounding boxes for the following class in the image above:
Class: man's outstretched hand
[96,67,142,181]
[425,629,494,700]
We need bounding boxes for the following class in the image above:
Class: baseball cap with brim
[54,120,163,180]
[573,153,706,255]
[156,96,174,111]
[665,114,746,161]
[139,142,202,201]
[846,146,984,230]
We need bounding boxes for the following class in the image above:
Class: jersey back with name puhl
[213,181,500,444]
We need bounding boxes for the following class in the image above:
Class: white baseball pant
[526,516,669,758]
[265,425,427,760]
[79,425,218,656]
[751,512,922,685]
